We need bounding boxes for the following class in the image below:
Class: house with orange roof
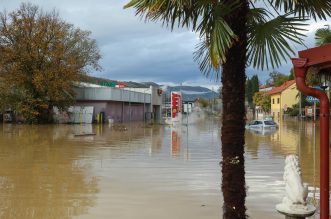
[259,84,273,92]
[268,80,299,119]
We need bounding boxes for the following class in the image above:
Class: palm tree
[315,26,331,46]
[124,1,331,218]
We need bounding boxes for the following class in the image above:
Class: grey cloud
[1,1,330,87]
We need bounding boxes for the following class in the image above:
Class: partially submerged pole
[292,58,329,219]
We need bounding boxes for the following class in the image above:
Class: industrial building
[54,79,163,124]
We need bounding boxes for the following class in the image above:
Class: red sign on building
[116,82,126,88]
[171,92,182,119]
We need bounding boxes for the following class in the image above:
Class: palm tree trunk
[221,1,249,218]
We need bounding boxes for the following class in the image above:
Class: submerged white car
[245,120,278,129]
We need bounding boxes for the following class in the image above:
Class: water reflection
[0,119,328,219]
[0,125,98,219]
[171,127,181,157]
[245,118,331,217]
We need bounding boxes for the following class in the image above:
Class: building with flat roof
[54,80,163,124]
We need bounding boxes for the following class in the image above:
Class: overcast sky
[1,1,330,89]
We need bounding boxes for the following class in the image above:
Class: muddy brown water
[0,118,328,219]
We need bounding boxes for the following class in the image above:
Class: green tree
[197,98,209,108]
[290,65,319,86]
[0,3,101,123]
[245,77,253,104]
[251,75,259,95]
[315,26,331,46]
[245,75,259,108]
[249,75,260,117]
[253,92,271,113]
[267,71,290,87]
[124,1,331,218]
[305,68,320,86]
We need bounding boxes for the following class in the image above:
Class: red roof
[268,80,296,95]
[259,85,269,89]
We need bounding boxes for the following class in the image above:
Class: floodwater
[0,118,329,219]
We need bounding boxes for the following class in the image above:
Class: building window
[277,98,280,104]
[272,98,274,104]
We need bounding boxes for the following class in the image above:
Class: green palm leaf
[125,1,325,75]
[124,0,197,29]
[194,2,240,78]
[193,16,235,80]
[267,0,331,20]
[248,7,271,23]
[315,28,331,46]
[247,13,307,70]
[125,0,240,75]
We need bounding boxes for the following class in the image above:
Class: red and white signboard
[116,82,126,88]
[171,92,182,121]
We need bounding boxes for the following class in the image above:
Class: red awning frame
[292,43,331,219]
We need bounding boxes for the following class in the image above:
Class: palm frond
[193,40,215,79]
[124,0,197,30]
[266,0,331,20]
[125,0,240,77]
[247,13,308,70]
[315,28,331,46]
[248,7,271,23]
[192,1,241,79]
[193,17,234,81]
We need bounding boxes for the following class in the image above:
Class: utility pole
[129,88,131,123]
[143,89,145,123]
[299,92,302,119]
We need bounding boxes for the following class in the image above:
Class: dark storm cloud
[1,0,330,87]
[1,0,206,84]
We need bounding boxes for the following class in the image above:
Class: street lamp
[319,72,329,91]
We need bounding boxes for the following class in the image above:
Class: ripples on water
[0,118,328,218]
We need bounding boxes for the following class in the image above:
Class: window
[264,121,276,125]
[277,98,280,104]
[272,98,274,104]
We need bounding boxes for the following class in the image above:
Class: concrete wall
[75,87,151,103]
[281,83,299,110]
[270,83,299,120]
[123,103,144,122]
[150,86,162,121]
[271,93,281,119]
[73,86,162,123]
[124,87,151,94]
[151,86,163,106]
[255,107,267,120]
[75,101,151,123]
[106,102,124,122]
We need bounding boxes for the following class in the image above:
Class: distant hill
[141,82,160,87]
[161,85,219,102]
[82,76,149,88]
[81,77,219,101]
